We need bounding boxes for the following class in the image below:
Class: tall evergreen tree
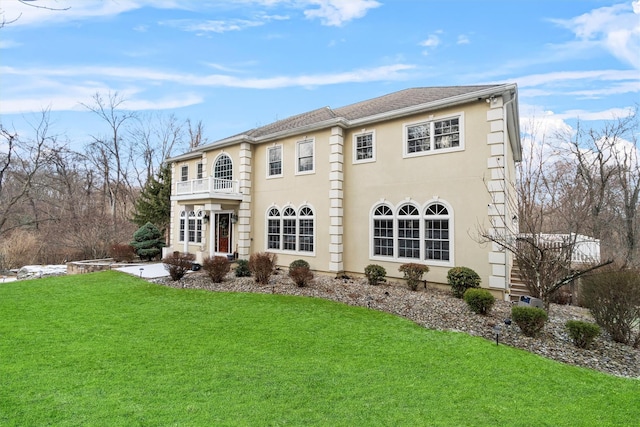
[132,163,171,241]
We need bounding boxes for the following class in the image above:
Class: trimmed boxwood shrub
[565,320,601,349]
[398,263,429,291]
[234,259,251,277]
[512,306,548,337]
[364,264,386,286]
[463,288,495,315]
[447,266,481,298]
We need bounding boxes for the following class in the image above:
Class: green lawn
[1,271,638,426]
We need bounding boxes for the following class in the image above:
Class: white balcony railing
[517,233,601,264]
[176,177,240,197]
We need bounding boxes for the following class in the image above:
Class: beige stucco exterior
[167,85,521,299]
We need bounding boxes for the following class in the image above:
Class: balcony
[517,233,600,265]
[174,177,242,201]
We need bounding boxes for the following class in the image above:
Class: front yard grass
[1,270,638,426]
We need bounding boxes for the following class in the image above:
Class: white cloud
[0,63,415,113]
[550,1,640,69]
[303,0,381,26]
[420,34,441,48]
[457,35,470,45]
[160,18,266,34]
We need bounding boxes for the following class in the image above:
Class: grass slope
[1,271,638,426]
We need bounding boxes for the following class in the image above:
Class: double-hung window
[404,114,462,157]
[282,207,297,251]
[298,207,314,252]
[267,145,283,178]
[181,165,189,182]
[373,205,394,256]
[196,163,204,179]
[296,139,314,174]
[354,131,375,163]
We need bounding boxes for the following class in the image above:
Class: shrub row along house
[166,84,522,300]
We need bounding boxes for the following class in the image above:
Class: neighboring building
[166,84,522,299]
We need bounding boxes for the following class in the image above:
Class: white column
[328,126,344,273]
[237,143,252,259]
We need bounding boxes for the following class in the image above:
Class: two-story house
[166,84,521,299]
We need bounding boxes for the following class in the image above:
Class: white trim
[402,112,465,159]
[352,129,376,164]
[295,138,315,175]
[264,203,316,256]
[368,199,454,267]
[266,144,283,179]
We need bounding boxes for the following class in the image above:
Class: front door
[215,213,231,253]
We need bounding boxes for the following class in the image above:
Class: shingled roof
[229,85,502,141]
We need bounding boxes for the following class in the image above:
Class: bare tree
[478,117,612,308]
[129,113,186,187]
[82,91,138,229]
[560,108,639,267]
[187,119,208,149]
[1,0,70,29]
[0,109,58,237]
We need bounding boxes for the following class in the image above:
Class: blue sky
[0,0,638,149]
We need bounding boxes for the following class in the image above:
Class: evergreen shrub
[364,264,386,286]
[463,288,495,315]
[565,320,600,349]
[511,306,548,337]
[234,259,251,277]
[447,266,481,298]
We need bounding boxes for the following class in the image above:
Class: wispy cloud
[549,0,640,69]
[303,0,381,26]
[160,18,267,34]
[0,63,415,113]
[457,35,470,45]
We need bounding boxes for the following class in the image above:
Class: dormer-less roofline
[167,84,521,163]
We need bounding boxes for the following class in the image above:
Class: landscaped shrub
[162,251,195,281]
[288,259,313,287]
[249,252,277,284]
[364,264,386,286]
[565,320,601,349]
[202,256,230,283]
[463,288,495,315]
[581,268,640,347]
[130,222,165,261]
[447,266,481,298]
[234,259,251,277]
[398,263,429,291]
[110,243,136,263]
[511,306,548,337]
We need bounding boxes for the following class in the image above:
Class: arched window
[398,204,420,259]
[373,204,394,257]
[213,154,233,190]
[282,207,297,251]
[298,206,314,252]
[425,203,450,261]
[267,208,281,250]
